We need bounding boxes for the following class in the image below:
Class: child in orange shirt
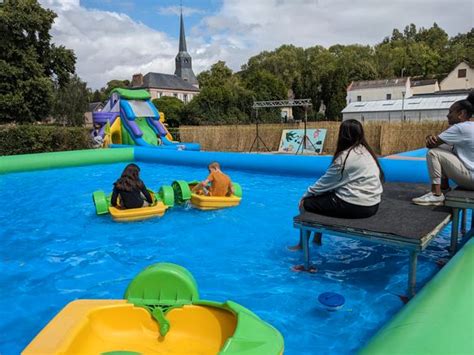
[192,162,234,196]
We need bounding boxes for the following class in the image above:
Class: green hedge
[0,125,92,156]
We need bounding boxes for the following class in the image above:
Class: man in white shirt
[413,94,474,206]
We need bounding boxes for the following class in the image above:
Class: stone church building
[131,13,199,103]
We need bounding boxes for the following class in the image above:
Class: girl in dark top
[111,164,153,209]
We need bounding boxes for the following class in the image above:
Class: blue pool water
[0,162,454,354]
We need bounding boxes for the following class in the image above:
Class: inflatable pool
[22,263,284,355]
[1,147,472,354]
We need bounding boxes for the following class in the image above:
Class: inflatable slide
[92,88,200,151]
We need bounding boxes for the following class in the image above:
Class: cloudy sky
[40,0,473,89]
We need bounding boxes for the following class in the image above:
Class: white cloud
[157,6,205,17]
[193,0,474,71]
[40,0,473,89]
[40,0,187,89]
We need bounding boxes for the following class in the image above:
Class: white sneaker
[412,192,445,206]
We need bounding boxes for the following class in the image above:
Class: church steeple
[178,12,187,52]
[174,7,198,87]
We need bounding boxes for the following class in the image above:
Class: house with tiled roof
[346,77,412,104]
[440,61,473,91]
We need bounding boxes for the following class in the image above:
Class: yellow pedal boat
[93,186,174,222]
[23,263,283,355]
[108,200,167,221]
[172,180,243,210]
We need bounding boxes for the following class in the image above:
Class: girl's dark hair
[455,92,474,118]
[333,119,384,182]
[114,163,144,191]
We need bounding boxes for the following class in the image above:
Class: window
[458,69,467,78]
[183,94,188,104]
[357,95,362,102]
[158,92,163,98]
[173,93,178,98]
[386,93,392,100]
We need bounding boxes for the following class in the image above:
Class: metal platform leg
[461,209,467,236]
[450,208,460,254]
[302,229,311,270]
[471,209,474,231]
[408,250,418,297]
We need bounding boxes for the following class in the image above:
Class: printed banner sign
[278,129,327,154]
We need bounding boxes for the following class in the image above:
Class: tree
[51,75,89,126]
[189,24,471,123]
[190,62,254,124]
[152,96,184,127]
[103,79,130,98]
[90,89,105,103]
[0,0,76,123]
[447,29,474,70]
[197,61,233,87]
[243,45,304,90]
[240,70,287,122]
[242,70,287,101]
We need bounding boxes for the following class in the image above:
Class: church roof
[138,73,199,92]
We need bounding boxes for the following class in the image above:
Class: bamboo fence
[178,121,449,156]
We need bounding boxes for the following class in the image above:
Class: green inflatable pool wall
[360,237,474,354]
[0,148,134,174]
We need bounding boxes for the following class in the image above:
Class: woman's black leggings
[302,191,379,219]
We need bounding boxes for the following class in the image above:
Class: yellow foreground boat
[23,263,283,355]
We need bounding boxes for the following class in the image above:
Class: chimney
[132,73,144,87]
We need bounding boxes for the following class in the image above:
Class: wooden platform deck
[293,183,452,297]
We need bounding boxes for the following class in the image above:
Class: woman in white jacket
[290,119,384,250]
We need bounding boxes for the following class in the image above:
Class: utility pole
[401,91,406,121]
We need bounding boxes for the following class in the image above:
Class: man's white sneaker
[412,192,445,206]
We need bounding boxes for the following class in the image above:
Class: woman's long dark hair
[454,92,474,118]
[333,119,384,182]
[114,163,144,191]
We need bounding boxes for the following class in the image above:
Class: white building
[342,94,466,122]
[342,61,473,121]
[346,78,411,104]
[440,61,473,91]
[410,79,439,95]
